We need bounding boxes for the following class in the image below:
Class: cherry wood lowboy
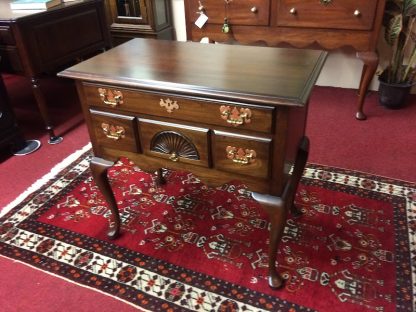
[59,38,327,288]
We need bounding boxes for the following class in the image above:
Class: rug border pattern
[0,154,414,312]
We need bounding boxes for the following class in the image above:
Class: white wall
[170,0,391,91]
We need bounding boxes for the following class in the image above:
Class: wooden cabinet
[185,0,387,120]
[0,72,23,150]
[59,38,327,288]
[0,0,111,143]
[105,0,174,45]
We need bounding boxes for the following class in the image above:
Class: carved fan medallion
[150,131,200,161]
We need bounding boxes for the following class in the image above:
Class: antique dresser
[185,0,387,120]
[59,38,327,288]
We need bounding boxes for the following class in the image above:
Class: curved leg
[253,136,309,289]
[288,137,309,216]
[290,204,303,218]
[90,156,120,239]
[267,200,287,289]
[30,77,63,144]
[356,51,379,120]
[156,168,166,186]
[251,193,286,289]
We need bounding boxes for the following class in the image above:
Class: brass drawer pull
[101,123,125,140]
[354,9,361,17]
[98,88,123,107]
[251,6,258,13]
[289,7,296,15]
[220,105,252,126]
[160,98,179,113]
[226,146,256,165]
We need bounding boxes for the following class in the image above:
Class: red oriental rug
[0,148,415,312]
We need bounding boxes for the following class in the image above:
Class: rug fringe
[0,143,92,218]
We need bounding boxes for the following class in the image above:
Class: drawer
[187,0,270,26]
[90,109,138,153]
[138,118,210,168]
[213,130,271,179]
[0,26,15,45]
[84,84,274,133]
[276,0,378,30]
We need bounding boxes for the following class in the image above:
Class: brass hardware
[251,6,258,13]
[222,18,230,33]
[98,88,123,107]
[101,123,125,140]
[320,0,332,5]
[226,146,256,165]
[354,9,361,17]
[220,105,252,126]
[289,7,296,15]
[169,152,179,162]
[198,0,204,11]
[160,98,179,113]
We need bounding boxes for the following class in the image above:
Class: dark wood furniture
[0,71,41,155]
[104,0,173,45]
[185,0,387,120]
[59,38,327,288]
[0,0,111,144]
[0,68,23,151]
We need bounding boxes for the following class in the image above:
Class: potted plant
[379,0,416,108]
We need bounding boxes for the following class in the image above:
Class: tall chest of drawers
[185,0,387,120]
[59,38,327,288]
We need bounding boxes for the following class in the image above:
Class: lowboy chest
[185,0,387,120]
[59,38,327,288]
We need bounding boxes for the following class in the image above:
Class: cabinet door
[276,0,378,30]
[111,0,149,25]
[187,0,270,26]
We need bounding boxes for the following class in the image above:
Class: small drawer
[213,130,271,179]
[276,0,378,30]
[187,0,270,26]
[0,26,15,45]
[89,109,138,153]
[83,84,274,133]
[138,118,210,168]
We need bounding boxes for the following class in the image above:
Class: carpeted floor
[1,73,416,311]
[0,149,415,311]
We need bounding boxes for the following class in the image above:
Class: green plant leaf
[385,14,403,45]
[403,0,416,16]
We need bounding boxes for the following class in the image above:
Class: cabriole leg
[253,136,309,289]
[356,51,379,120]
[90,156,120,239]
[156,168,166,186]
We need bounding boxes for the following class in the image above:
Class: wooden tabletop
[59,38,327,107]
